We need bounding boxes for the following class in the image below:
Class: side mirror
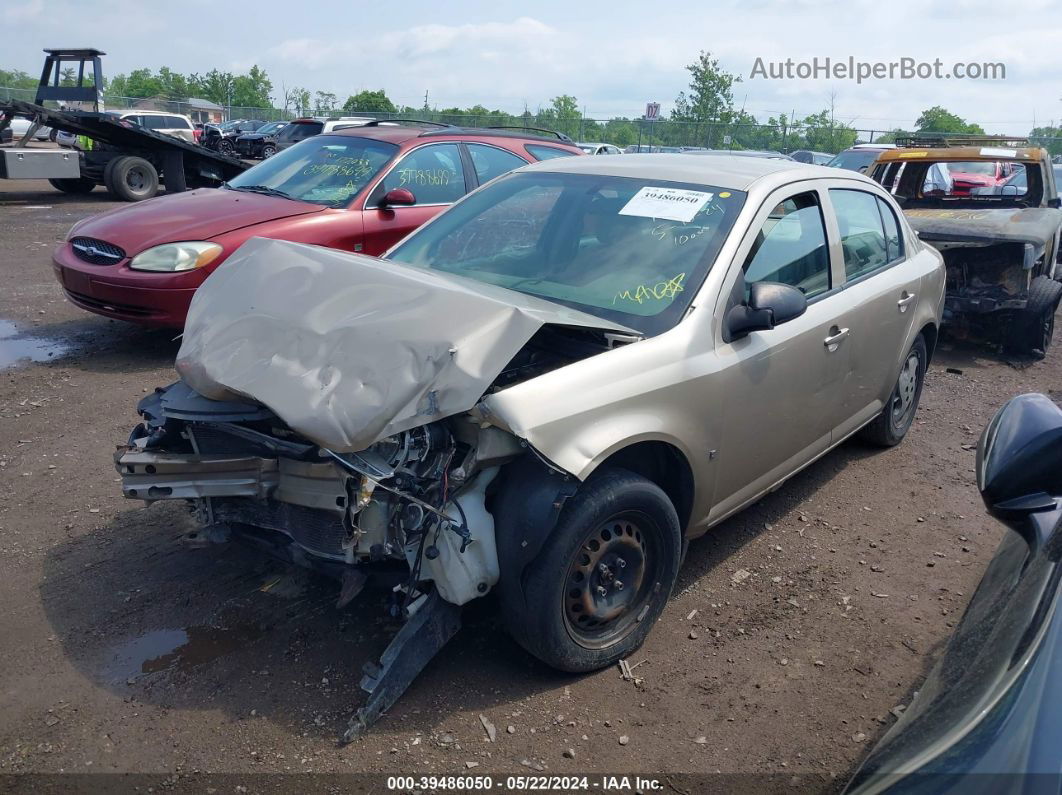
[978,394,1062,518]
[380,187,416,207]
[726,281,808,340]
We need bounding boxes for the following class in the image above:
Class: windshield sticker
[619,187,714,223]
[980,147,1016,158]
[613,273,687,305]
[718,191,732,198]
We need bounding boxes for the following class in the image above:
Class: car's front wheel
[501,468,681,673]
[261,144,276,158]
[860,334,927,447]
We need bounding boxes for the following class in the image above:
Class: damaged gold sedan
[116,155,944,738]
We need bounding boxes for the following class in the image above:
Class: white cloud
[4,0,44,22]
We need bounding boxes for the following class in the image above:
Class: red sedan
[53,123,582,327]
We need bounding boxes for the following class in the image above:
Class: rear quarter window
[525,144,578,161]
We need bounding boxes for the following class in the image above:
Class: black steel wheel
[500,467,681,672]
[860,333,927,447]
[104,156,159,202]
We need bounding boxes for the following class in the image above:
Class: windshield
[225,135,397,207]
[257,122,285,134]
[826,149,881,171]
[217,121,241,131]
[387,172,747,335]
[948,161,997,176]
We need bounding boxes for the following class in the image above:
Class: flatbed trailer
[0,98,249,201]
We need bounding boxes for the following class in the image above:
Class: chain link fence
[5,85,1062,157]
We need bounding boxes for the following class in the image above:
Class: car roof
[875,146,1046,163]
[327,123,580,148]
[523,152,840,191]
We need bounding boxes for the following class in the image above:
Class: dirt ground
[1,178,1060,792]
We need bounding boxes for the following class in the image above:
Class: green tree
[673,51,739,124]
[0,68,37,90]
[342,89,397,113]
[914,106,985,135]
[188,69,234,105]
[1029,126,1062,157]
[232,65,272,108]
[315,91,337,112]
[537,94,581,139]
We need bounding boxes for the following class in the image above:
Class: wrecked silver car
[116,155,944,738]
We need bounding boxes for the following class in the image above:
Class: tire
[218,139,234,156]
[1005,276,1062,359]
[48,177,96,194]
[860,334,927,447]
[500,467,682,673]
[104,156,159,202]
[261,144,276,158]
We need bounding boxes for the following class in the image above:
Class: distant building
[129,95,225,123]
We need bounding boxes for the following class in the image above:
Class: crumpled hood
[175,237,637,452]
[71,188,326,252]
[905,207,1062,248]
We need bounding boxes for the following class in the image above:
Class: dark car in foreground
[847,392,1062,794]
[235,121,287,159]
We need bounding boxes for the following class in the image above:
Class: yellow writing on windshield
[613,273,686,305]
[302,159,373,178]
[398,169,454,187]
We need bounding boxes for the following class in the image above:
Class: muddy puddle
[101,624,263,684]
[0,319,70,369]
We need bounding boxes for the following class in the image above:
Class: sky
[3,0,1061,134]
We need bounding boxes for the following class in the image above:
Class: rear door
[360,143,471,255]
[823,184,924,439]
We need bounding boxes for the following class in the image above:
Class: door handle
[897,291,917,312]
[823,326,850,351]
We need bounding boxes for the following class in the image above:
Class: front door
[360,143,469,255]
[709,186,850,521]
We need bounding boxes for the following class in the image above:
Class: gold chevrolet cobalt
[115,154,944,737]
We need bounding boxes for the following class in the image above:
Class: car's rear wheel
[104,156,159,202]
[1005,276,1062,359]
[261,144,276,158]
[48,177,96,194]
[500,468,681,672]
[860,334,927,447]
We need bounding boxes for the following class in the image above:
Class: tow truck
[0,48,248,201]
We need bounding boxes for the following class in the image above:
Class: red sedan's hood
[70,188,327,252]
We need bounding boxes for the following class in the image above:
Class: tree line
[3,54,1049,154]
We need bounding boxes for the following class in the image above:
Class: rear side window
[165,116,191,129]
[467,144,527,185]
[141,115,167,131]
[379,144,466,205]
[526,144,577,161]
[829,189,896,280]
[279,122,323,142]
[743,191,830,298]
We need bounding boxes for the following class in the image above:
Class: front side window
[467,144,527,185]
[378,144,466,205]
[743,192,830,298]
[388,172,747,335]
[225,135,397,207]
[829,189,890,280]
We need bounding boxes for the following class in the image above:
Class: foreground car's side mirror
[726,281,808,340]
[978,393,1062,519]
[380,187,416,207]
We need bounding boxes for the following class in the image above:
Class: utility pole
[423,89,429,110]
